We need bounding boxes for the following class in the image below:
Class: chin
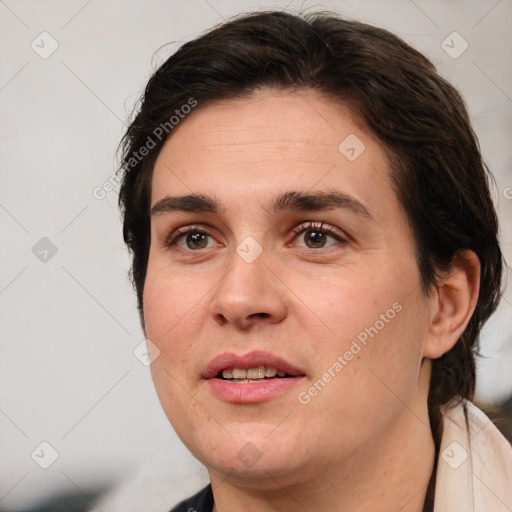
[205,454,302,486]
[193,431,309,481]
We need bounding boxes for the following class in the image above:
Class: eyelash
[165,221,348,251]
[289,221,347,247]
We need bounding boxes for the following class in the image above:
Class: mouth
[216,365,298,383]
[202,350,305,380]
[202,350,306,403]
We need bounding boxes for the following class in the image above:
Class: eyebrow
[266,190,373,219]
[150,190,373,220]
[151,193,222,216]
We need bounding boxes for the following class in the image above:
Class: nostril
[249,312,270,319]
[213,312,228,326]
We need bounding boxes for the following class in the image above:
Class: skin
[143,88,480,512]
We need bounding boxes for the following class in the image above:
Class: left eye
[291,224,346,249]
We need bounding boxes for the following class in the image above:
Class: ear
[423,250,481,359]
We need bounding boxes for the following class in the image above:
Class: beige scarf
[434,401,512,511]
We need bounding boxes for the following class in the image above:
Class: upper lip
[202,350,306,379]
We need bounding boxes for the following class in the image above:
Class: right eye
[165,225,219,251]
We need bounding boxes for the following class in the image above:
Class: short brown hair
[118,10,503,430]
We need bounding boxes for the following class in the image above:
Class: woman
[117,11,512,511]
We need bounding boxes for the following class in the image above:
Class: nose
[209,249,288,330]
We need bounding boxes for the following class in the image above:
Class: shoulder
[168,483,214,512]
[434,400,512,511]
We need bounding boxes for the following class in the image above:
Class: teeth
[247,366,265,379]
[265,367,277,378]
[221,366,286,380]
[232,368,247,379]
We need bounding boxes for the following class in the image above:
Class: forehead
[150,88,398,225]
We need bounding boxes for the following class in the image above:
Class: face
[143,89,435,486]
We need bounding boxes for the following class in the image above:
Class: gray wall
[1,0,511,510]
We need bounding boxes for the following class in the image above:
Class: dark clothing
[169,484,213,512]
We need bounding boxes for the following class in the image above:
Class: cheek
[143,262,208,346]
[289,267,400,348]
[143,269,211,439]
[292,269,426,410]
[142,268,209,404]
[295,314,426,452]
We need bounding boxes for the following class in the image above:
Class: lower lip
[205,376,305,403]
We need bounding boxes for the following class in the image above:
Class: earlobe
[423,250,480,359]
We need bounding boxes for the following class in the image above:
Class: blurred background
[1,0,511,510]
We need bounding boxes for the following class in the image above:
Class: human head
[118,10,502,444]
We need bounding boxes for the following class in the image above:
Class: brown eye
[166,226,216,251]
[303,230,327,248]
[291,222,347,250]
[185,232,209,250]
